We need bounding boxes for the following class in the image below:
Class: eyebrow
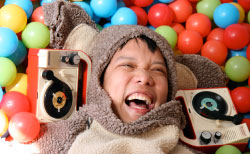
[115,56,166,67]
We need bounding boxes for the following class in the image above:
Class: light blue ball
[93,13,101,23]
[0,86,3,103]
[148,25,156,30]
[5,0,33,18]
[103,22,112,28]
[90,0,117,18]
[7,40,27,66]
[228,46,247,59]
[213,3,239,28]
[40,0,57,6]
[0,27,18,57]
[158,0,174,3]
[111,7,137,25]
[73,2,93,19]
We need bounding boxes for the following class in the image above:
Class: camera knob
[214,131,222,143]
[200,131,212,145]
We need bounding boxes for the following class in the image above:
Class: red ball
[130,6,148,26]
[201,40,228,65]
[124,0,134,7]
[9,112,40,143]
[1,91,30,119]
[131,0,153,7]
[231,87,250,113]
[171,23,185,35]
[248,77,250,87]
[186,13,211,37]
[207,28,224,42]
[169,0,193,23]
[237,0,250,11]
[148,3,174,28]
[220,0,234,3]
[178,30,203,54]
[224,24,250,50]
[31,6,44,24]
[247,44,250,60]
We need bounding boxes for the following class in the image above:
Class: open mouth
[125,93,154,111]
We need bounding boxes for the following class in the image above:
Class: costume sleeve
[1,107,89,154]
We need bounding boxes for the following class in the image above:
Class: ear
[175,54,228,88]
[63,24,99,55]
[176,62,198,90]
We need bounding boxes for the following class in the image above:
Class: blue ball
[103,22,112,28]
[7,40,27,66]
[0,86,3,102]
[93,13,101,23]
[40,0,56,6]
[111,7,137,25]
[213,3,239,28]
[228,46,247,59]
[0,27,18,57]
[158,0,174,3]
[5,0,33,18]
[148,25,156,30]
[90,0,117,18]
[73,2,93,19]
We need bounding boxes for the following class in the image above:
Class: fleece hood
[85,25,185,135]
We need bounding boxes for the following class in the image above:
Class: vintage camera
[26,49,91,123]
[175,87,250,153]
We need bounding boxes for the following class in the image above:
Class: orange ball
[169,0,193,23]
[171,23,185,35]
[207,28,224,42]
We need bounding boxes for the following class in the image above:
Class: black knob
[61,53,80,65]
[213,131,222,143]
[200,131,212,145]
[42,70,54,80]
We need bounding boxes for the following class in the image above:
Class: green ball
[225,56,250,82]
[21,22,50,49]
[155,25,177,49]
[0,57,17,87]
[96,24,103,31]
[215,145,241,154]
[248,11,250,24]
[196,0,221,20]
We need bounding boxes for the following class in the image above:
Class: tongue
[129,102,147,109]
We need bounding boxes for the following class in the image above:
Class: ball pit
[215,145,242,154]
[231,87,250,113]
[0,0,249,152]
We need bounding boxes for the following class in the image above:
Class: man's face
[103,38,168,123]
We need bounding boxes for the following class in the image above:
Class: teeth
[127,93,152,105]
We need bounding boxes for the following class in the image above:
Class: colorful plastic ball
[1,91,30,119]
[155,25,177,49]
[103,22,112,28]
[231,87,250,113]
[0,110,8,137]
[5,73,27,95]
[177,30,203,54]
[40,0,56,6]
[196,0,221,20]
[73,2,93,19]
[0,57,17,87]
[207,28,224,42]
[230,2,245,23]
[213,3,239,28]
[169,0,193,23]
[130,6,148,26]
[228,46,247,59]
[21,22,50,49]
[201,40,228,65]
[123,0,134,7]
[90,0,117,18]
[158,0,174,3]
[111,7,137,25]
[171,23,185,35]
[31,6,44,24]
[248,11,250,24]
[0,27,18,57]
[225,56,250,82]
[0,86,3,102]
[249,76,250,87]
[186,13,212,37]
[224,24,250,50]
[237,0,250,12]
[4,0,33,19]
[148,25,155,30]
[132,0,153,7]
[7,40,27,66]
[241,23,250,36]
[247,44,250,60]
[0,4,27,33]
[148,3,174,28]
[215,145,241,154]
[220,0,233,3]
[9,112,40,143]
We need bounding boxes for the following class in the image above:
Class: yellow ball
[6,73,27,95]
[0,4,27,33]
[0,110,9,137]
[230,2,245,23]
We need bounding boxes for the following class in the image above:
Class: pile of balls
[0,0,250,147]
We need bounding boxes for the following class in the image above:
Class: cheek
[155,78,168,102]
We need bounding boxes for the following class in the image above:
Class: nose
[134,69,154,86]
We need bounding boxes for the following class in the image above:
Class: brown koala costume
[0,1,227,154]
